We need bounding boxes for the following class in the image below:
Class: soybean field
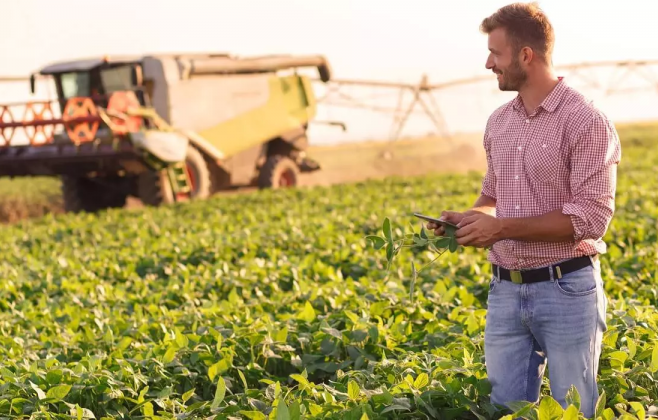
[0,123,656,419]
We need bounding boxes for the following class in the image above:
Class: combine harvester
[0,53,332,213]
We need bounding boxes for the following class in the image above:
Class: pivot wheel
[257,155,300,189]
[138,145,212,206]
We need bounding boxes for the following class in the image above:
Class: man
[427,2,621,418]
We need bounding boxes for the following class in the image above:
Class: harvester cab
[0,53,332,213]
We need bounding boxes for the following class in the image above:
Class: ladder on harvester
[167,162,191,199]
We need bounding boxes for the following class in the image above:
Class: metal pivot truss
[313,59,658,140]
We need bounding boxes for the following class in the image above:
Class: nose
[485,54,494,70]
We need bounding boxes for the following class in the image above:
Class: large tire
[61,175,127,213]
[138,145,212,206]
[257,155,300,189]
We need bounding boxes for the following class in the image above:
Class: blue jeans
[484,257,607,418]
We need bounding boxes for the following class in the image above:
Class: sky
[2,0,658,144]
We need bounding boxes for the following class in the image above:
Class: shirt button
[514,175,519,180]
[525,119,530,123]
[515,205,520,210]
[517,146,522,151]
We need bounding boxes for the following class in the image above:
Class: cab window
[100,65,135,94]
[60,72,90,98]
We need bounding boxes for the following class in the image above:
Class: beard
[495,58,527,91]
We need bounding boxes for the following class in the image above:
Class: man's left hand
[455,213,504,248]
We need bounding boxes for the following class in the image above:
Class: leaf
[208,361,221,381]
[433,237,451,249]
[143,402,154,417]
[182,388,195,402]
[608,350,628,368]
[538,396,563,419]
[366,235,386,250]
[413,372,429,389]
[412,235,428,246]
[175,329,189,348]
[562,405,579,420]
[507,401,535,418]
[238,369,249,390]
[381,404,411,414]
[565,385,580,410]
[347,380,360,400]
[162,346,177,364]
[449,236,458,252]
[240,411,267,420]
[117,336,132,351]
[651,343,658,372]
[383,217,393,242]
[276,397,291,420]
[297,301,316,322]
[627,337,637,359]
[420,225,429,239]
[601,408,615,420]
[386,242,394,263]
[211,376,226,410]
[595,390,606,418]
[29,382,46,400]
[289,401,301,420]
[46,384,71,400]
[444,224,457,238]
[276,327,288,343]
[629,402,646,420]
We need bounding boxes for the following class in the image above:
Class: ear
[519,46,534,65]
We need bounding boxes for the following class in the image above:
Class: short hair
[480,2,555,63]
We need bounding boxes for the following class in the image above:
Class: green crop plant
[366,217,459,306]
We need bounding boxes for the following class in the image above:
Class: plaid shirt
[481,77,622,270]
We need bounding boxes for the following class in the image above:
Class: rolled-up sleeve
[562,112,621,242]
[480,126,497,200]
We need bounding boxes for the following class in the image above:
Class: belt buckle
[510,270,523,284]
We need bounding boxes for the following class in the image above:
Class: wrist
[496,218,511,241]
[471,205,496,217]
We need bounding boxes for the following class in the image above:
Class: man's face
[485,27,527,91]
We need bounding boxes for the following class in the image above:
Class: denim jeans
[484,257,607,418]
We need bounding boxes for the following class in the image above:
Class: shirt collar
[512,76,568,114]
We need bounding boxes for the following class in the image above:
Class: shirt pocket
[524,139,564,184]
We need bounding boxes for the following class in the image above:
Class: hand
[455,212,503,248]
[426,210,466,236]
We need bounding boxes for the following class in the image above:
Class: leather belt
[492,255,597,284]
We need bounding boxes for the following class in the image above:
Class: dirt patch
[0,197,64,225]
[299,135,486,187]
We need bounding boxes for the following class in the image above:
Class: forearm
[498,209,575,243]
[471,194,496,217]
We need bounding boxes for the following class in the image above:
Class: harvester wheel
[61,176,127,213]
[138,145,212,206]
[257,155,300,189]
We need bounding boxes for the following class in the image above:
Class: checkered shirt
[481,77,622,270]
